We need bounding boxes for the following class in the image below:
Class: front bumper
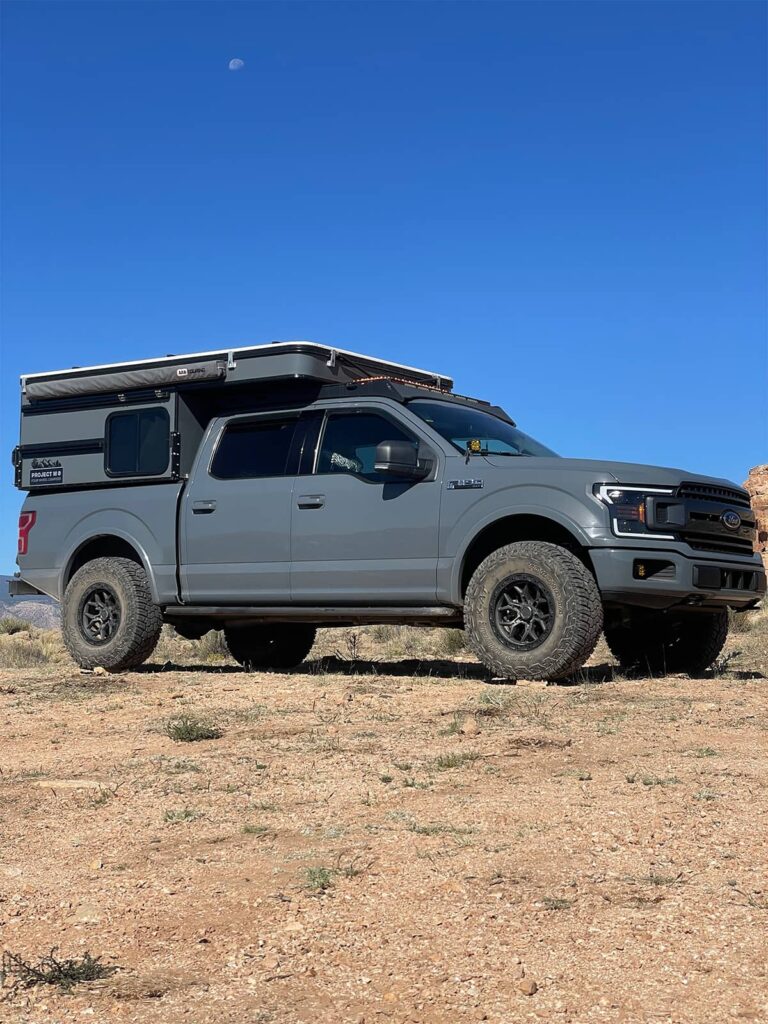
[591,547,766,610]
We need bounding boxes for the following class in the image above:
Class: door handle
[192,499,217,514]
[297,494,325,510]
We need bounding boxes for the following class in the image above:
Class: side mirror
[375,440,426,479]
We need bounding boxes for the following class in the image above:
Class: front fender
[443,483,603,604]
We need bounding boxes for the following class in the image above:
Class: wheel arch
[62,534,159,603]
[456,512,594,601]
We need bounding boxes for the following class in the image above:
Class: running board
[164,605,462,627]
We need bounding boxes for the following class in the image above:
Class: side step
[164,605,462,627]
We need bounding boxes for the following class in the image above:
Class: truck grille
[673,482,757,556]
[677,482,752,509]
[687,537,756,556]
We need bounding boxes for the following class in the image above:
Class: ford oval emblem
[721,509,742,531]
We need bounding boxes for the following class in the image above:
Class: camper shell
[14,342,455,493]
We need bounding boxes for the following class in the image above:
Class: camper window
[105,407,170,477]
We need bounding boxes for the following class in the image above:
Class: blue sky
[1,0,766,572]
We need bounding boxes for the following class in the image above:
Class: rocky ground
[0,618,767,1024]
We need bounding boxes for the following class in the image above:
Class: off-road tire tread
[605,610,728,676]
[464,541,603,681]
[62,557,162,672]
[224,625,317,671]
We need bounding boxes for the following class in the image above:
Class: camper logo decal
[30,458,63,485]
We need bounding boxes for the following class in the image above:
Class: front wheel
[604,610,728,676]
[62,557,162,672]
[224,624,317,670]
[464,541,603,681]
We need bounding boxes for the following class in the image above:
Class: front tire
[604,610,728,676]
[464,541,603,681]
[224,624,317,670]
[62,557,162,672]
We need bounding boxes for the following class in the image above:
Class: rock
[745,466,768,561]
[89,858,103,870]
[460,716,480,737]
[518,978,538,996]
[74,903,101,923]
[93,666,108,676]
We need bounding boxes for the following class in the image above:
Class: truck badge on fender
[447,479,484,490]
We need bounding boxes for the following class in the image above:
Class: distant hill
[0,575,60,629]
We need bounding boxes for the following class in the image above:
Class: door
[181,413,301,603]
[290,407,441,603]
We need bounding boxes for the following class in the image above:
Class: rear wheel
[62,557,162,672]
[464,541,603,681]
[224,624,317,670]
[604,609,728,676]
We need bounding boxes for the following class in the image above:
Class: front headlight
[594,484,676,538]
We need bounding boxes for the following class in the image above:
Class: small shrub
[440,629,465,656]
[163,807,200,823]
[371,624,397,643]
[540,897,573,911]
[0,636,52,668]
[164,715,222,743]
[402,777,429,789]
[0,617,30,636]
[0,948,116,994]
[243,824,270,835]
[192,630,230,663]
[694,788,718,802]
[728,608,754,634]
[626,773,679,787]
[433,751,480,771]
[305,866,334,892]
[438,715,461,737]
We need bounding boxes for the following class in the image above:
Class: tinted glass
[107,408,170,475]
[212,418,296,479]
[409,400,558,457]
[317,412,416,481]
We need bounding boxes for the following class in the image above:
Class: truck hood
[483,456,747,494]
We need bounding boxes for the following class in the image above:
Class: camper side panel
[17,398,177,490]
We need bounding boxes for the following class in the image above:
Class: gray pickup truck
[11,341,765,680]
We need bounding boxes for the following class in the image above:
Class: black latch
[170,432,181,479]
[11,446,22,488]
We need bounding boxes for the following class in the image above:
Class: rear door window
[211,417,298,479]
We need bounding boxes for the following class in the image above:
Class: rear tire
[604,609,728,676]
[62,557,162,672]
[464,541,603,681]
[224,624,317,670]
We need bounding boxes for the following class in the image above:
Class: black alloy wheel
[490,574,554,650]
[79,585,121,645]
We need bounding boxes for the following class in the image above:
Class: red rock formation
[744,465,768,570]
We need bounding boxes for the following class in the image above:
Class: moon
[228,58,244,71]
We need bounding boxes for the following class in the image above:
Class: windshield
[409,400,558,458]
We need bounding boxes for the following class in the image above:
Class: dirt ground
[1,620,767,1024]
